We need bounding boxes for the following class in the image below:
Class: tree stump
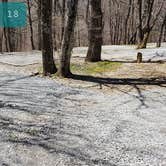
[137,52,142,63]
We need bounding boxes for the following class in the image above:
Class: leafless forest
[0,0,165,52]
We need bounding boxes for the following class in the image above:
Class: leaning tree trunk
[137,30,150,49]
[59,0,78,78]
[41,0,57,75]
[85,0,103,62]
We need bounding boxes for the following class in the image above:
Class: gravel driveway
[0,73,166,166]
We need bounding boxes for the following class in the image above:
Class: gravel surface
[0,51,41,66]
[0,73,166,166]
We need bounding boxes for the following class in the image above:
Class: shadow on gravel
[0,74,37,87]
[107,60,166,64]
[0,115,116,166]
[0,74,165,165]
[71,74,166,110]
[71,74,166,87]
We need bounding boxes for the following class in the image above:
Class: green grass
[38,66,43,74]
[38,61,121,76]
[71,61,121,75]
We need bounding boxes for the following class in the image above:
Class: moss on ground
[71,61,121,75]
[38,61,121,76]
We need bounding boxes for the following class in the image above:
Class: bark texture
[86,0,103,62]
[59,0,78,78]
[41,0,57,75]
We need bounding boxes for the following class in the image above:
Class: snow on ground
[0,73,166,166]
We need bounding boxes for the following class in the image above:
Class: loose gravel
[0,73,166,166]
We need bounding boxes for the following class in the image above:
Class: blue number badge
[0,2,27,28]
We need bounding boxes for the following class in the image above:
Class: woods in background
[0,0,165,77]
[0,0,165,52]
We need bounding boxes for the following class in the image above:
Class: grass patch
[38,66,43,74]
[38,61,121,76]
[71,61,121,75]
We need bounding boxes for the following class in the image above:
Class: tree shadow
[0,74,38,87]
[70,74,166,110]
[0,115,116,166]
[70,74,166,86]
[1,73,166,165]
[109,60,166,64]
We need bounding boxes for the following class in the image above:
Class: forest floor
[0,44,166,165]
[0,43,165,92]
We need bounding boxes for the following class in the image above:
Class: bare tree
[37,0,42,50]
[0,30,3,52]
[27,0,35,50]
[137,0,164,49]
[41,0,57,75]
[1,0,166,52]
[2,0,17,52]
[157,13,166,47]
[85,0,103,62]
[124,0,132,44]
[59,0,78,77]
[61,0,66,42]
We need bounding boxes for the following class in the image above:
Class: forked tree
[157,13,166,47]
[137,0,164,49]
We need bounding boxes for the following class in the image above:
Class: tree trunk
[76,15,81,47]
[27,0,35,50]
[3,28,17,52]
[137,0,143,46]
[61,0,66,43]
[37,0,42,50]
[41,0,57,75]
[157,14,166,47]
[164,25,166,42]
[85,0,103,62]
[59,0,78,78]
[85,0,90,44]
[137,0,157,49]
[137,31,150,49]
[0,29,3,52]
[53,0,57,50]
[124,0,132,44]
[2,0,17,52]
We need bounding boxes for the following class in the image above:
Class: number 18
[8,10,19,18]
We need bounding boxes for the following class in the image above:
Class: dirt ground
[0,57,166,93]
